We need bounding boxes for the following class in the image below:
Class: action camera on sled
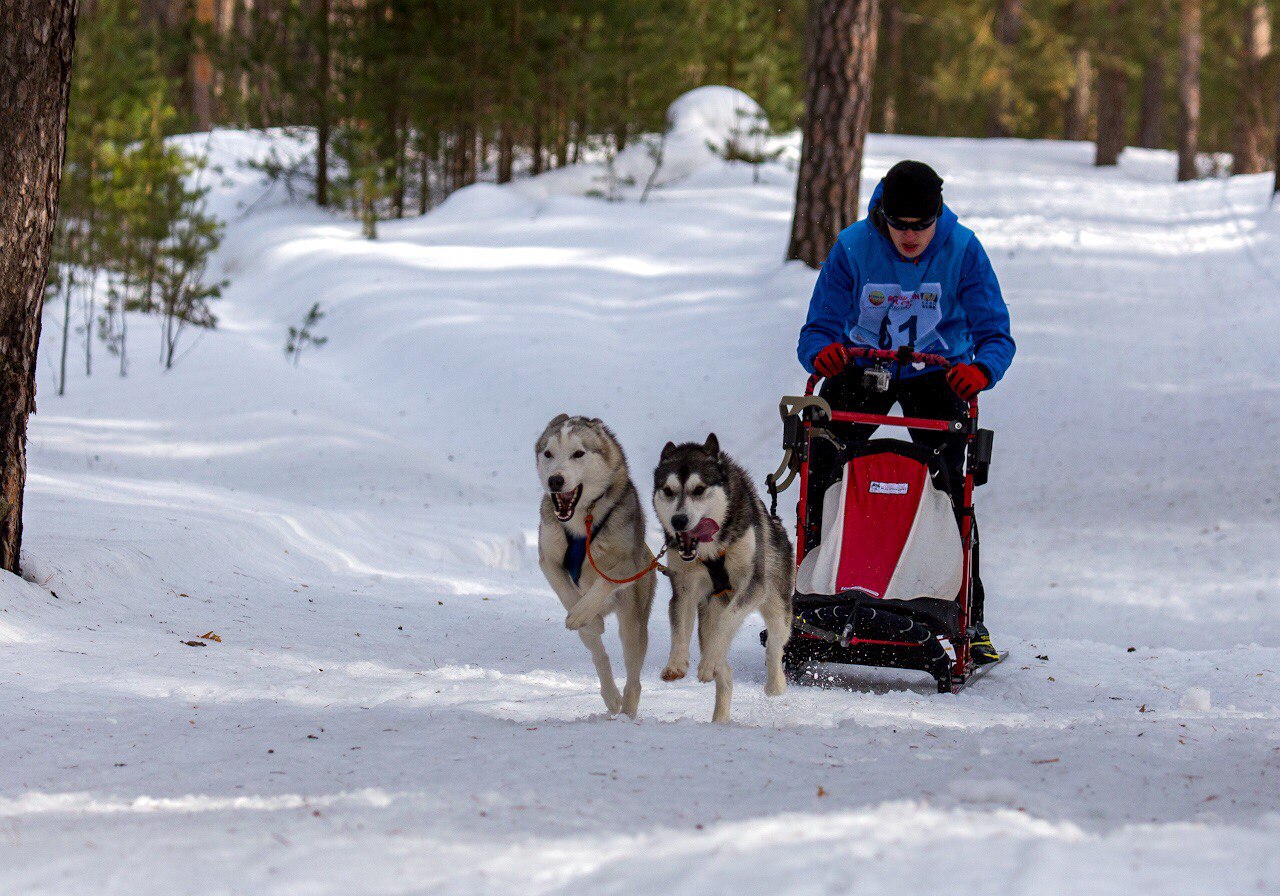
[862,362,892,393]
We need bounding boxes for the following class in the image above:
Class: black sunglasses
[880,207,940,232]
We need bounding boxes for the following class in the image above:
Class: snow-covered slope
[4,93,1280,893]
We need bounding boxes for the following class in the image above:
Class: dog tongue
[690,518,720,542]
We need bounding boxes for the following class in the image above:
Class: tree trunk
[191,0,215,130]
[1276,62,1280,193]
[140,0,187,102]
[1094,0,1128,165]
[1063,0,1092,140]
[1176,0,1202,182]
[556,104,570,166]
[57,265,72,397]
[497,126,514,184]
[988,0,1023,137]
[1095,65,1128,164]
[1232,0,1271,175]
[0,0,79,574]
[505,0,522,179]
[453,125,476,189]
[531,113,544,176]
[315,0,330,207]
[1137,0,1169,149]
[877,0,902,134]
[118,282,128,377]
[788,0,881,268]
[418,141,431,214]
[1065,46,1093,140]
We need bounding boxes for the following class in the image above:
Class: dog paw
[765,677,787,697]
[660,664,686,682]
[565,608,595,630]
[697,660,717,683]
[602,687,623,715]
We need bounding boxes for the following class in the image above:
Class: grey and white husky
[652,434,793,723]
[536,415,655,717]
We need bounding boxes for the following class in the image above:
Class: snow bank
[429,182,536,224]
[12,110,1280,895]
[666,85,767,139]
[514,86,774,202]
[613,85,770,189]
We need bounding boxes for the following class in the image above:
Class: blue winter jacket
[797,182,1015,386]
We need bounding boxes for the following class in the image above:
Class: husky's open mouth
[551,484,583,521]
[672,517,719,561]
[674,532,700,561]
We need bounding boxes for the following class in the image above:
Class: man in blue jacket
[797,160,1015,664]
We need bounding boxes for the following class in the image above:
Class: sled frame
[778,348,985,690]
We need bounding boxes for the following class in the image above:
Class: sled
[763,346,997,694]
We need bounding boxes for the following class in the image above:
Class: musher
[797,159,1015,664]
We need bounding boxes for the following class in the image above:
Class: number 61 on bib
[851,282,946,352]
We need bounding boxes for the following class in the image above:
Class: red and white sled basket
[797,444,964,602]
[764,346,997,693]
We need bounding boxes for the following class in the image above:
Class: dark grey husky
[652,434,793,723]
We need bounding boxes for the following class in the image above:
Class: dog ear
[548,413,570,428]
[661,441,677,461]
[704,433,719,455]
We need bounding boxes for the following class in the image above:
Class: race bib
[851,283,946,352]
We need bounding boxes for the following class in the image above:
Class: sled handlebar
[804,346,954,395]
[846,346,953,368]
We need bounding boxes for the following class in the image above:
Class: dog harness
[702,554,733,598]
[562,506,615,586]
[677,518,733,598]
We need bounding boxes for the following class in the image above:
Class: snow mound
[613,85,771,190]
[516,86,775,201]
[1180,687,1212,712]
[430,182,536,224]
[665,85,767,141]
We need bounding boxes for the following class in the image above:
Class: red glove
[946,363,989,400]
[813,343,850,378]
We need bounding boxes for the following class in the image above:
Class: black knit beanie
[881,160,943,219]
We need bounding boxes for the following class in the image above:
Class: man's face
[886,216,936,259]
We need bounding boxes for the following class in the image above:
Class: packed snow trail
[3,108,1279,893]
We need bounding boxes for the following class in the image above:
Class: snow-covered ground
[4,93,1280,893]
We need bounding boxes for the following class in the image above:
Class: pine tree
[1275,55,1280,194]
[1232,0,1271,174]
[0,0,79,573]
[1176,0,1202,181]
[1136,0,1170,148]
[1095,0,1131,166]
[989,0,1025,137]
[788,0,881,268]
[875,0,904,134]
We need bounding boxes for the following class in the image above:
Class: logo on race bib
[870,481,909,495]
[868,289,887,306]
